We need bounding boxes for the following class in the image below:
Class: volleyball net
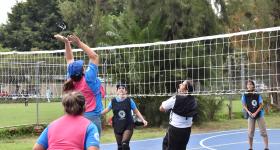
[0,26,279,98]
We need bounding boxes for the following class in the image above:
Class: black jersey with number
[245,93,260,118]
[112,98,133,133]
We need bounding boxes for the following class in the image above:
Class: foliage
[0,0,69,51]
[0,124,46,139]
[135,95,224,127]
[134,96,169,127]
[0,44,11,52]
[226,0,279,31]
[196,96,224,121]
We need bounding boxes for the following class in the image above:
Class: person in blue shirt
[241,80,269,150]
[102,83,148,150]
[54,34,105,135]
[33,91,99,150]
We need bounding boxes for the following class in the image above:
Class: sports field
[0,100,244,128]
[0,102,63,128]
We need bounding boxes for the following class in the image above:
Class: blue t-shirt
[84,63,103,116]
[107,97,137,110]
[37,123,99,149]
[241,94,264,117]
[67,62,103,116]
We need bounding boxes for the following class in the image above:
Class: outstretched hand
[67,35,81,47]
[54,34,69,43]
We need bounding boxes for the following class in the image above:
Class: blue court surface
[101,128,280,150]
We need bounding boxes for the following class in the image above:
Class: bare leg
[249,137,253,149]
[263,136,269,149]
[248,118,256,149]
[257,117,269,149]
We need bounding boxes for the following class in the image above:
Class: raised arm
[54,34,74,64]
[68,35,99,65]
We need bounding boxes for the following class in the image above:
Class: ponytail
[63,79,75,92]
[63,74,83,92]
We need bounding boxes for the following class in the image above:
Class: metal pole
[103,55,108,127]
[241,56,245,91]
[227,56,232,119]
[35,61,45,126]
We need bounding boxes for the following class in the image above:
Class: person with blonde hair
[33,91,100,150]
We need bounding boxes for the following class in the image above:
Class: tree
[0,0,68,51]
[227,0,280,108]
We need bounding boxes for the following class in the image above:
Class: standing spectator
[22,90,29,107]
[54,34,105,135]
[241,80,269,150]
[101,83,148,150]
[46,87,52,103]
[33,91,100,150]
[159,80,197,150]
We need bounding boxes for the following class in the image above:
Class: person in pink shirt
[33,91,100,150]
[54,34,104,134]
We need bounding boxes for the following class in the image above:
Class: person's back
[48,115,90,149]
[33,91,100,150]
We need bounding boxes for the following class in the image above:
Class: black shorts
[163,125,191,150]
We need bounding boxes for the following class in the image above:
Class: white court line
[190,128,247,136]
[187,141,247,150]
[101,128,279,147]
[195,141,280,150]
[199,131,247,150]
[199,129,280,150]
[101,129,248,146]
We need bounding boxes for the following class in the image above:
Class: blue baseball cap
[67,60,84,77]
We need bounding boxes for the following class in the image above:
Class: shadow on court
[101,129,280,150]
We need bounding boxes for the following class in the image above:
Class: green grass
[0,99,243,128]
[221,100,243,113]
[0,102,63,127]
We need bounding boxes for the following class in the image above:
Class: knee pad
[122,142,130,150]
